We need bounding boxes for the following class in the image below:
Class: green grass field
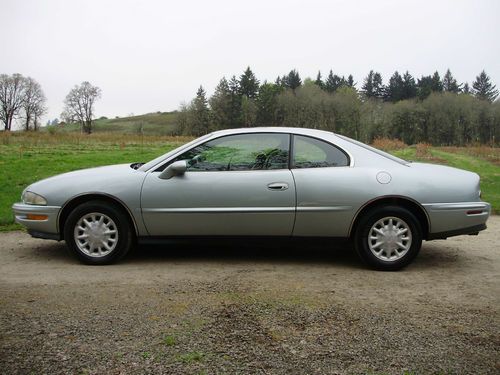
[0,132,498,231]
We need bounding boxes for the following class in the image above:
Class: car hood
[25,164,145,207]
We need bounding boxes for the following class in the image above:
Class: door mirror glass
[158,160,187,179]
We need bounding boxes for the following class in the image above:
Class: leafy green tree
[241,96,258,127]
[256,82,282,126]
[331,86,362,138]
[239,67,260,99]
[276,81,336,130]
[442,69,462,93]
[175,102,190,135]
[389,100,423,144]
[472,70,499,102]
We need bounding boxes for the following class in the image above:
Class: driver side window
[171,133,290,172]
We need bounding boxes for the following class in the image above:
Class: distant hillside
[49,111,179,135]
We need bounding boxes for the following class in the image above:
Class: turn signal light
[26,214,48,221]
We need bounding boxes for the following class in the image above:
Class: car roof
[209,127,338,139]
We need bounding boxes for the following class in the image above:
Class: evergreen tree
[190,86,210,135]
[325,70,343,93]
[472,70,499,102]
[284,69,302,90]
[417,72,442,100]
[228,75,243,127]
[417,75,434,100]
[442,69,462,93]
[209,77,232,129]
[314,71,324,89]
[431,71,443,92]
[372,72,384,98]
[345,74,356,88]
[239,67,260,99]
[362,70,375,98]
[384,71,404,102]
[401,71,417,100]
[462,82,471,95]
[362,71,381,98]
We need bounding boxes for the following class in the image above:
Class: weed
[177,351,204,364]
[163,335,176,346]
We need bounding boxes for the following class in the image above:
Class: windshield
[336,134,409,165]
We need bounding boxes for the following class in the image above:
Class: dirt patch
[1,217,499,374]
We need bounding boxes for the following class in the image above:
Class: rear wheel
[354,206,422,271]
[64,201,133,265]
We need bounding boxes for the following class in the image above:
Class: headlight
[22,191,47,206]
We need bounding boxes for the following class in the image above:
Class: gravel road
[1,217,499,374]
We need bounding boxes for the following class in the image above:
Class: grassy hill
[48,111,179,135]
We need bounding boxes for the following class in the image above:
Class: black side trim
[427,224,487,240]
[28,230,61,241]
[138,235,350,246]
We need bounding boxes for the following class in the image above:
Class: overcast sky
[2,0,499,124]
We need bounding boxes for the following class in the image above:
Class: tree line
[177,67,499,145]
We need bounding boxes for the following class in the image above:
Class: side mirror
[158,160,187,180]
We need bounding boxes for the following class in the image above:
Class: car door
[290,134,355,237]
[141,132,296,236]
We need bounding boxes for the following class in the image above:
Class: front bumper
[12,203,61,239]
[423,201,491,238]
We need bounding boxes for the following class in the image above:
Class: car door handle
[267,182,289,191]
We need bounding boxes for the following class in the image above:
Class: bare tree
[0,73,27,131]
[21,77,46,131]
[62,81,101,134]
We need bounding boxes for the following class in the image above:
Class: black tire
[354,206,422,271]
[64,200,133,265]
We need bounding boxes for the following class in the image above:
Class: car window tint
[293,135,348,168]
[172,133,290,172]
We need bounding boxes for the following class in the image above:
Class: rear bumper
[423,201,490,239]
[427,223,487,240]
[12,203,61,238]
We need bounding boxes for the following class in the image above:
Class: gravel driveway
[1,217,499,374]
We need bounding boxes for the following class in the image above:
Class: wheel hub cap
[368,216,412,262]
[74,213,118,257]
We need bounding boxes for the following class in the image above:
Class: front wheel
[64,201,133,265]
[354,206,422,271]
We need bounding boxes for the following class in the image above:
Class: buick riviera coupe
[13,127,490,270]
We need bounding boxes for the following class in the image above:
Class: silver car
[12,127,490,270]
